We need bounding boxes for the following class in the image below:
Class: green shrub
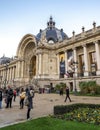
[55,82,66,91]
[54,103,100,115]
[79,81,100,95]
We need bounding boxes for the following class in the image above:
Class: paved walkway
[0,93,100,128]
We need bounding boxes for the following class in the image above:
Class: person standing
[13,89,17,102]
[5,86,13,108]
[0,87,2,109]
[59,87,63,96]
[26,87,34,120]
[64,86,71,102]
[19,88,26,109]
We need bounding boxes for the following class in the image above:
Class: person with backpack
[26,87,34,120]
[19,87,26,109]
[13,89,17,102]
[5,86,13,108]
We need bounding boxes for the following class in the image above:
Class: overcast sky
[0,0,100,57]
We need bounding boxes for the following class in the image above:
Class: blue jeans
[0,101,2,109]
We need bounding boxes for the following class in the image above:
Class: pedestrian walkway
[0,93,100,128]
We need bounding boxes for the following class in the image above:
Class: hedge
[54,103,100,115]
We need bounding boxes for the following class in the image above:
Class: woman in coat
[27,87,34,120]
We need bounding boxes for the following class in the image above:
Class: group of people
[0,85,35,120]
[0,84,72,120]
[19,87,34,119]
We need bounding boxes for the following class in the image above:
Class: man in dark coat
[64,86,71,102]
[5,86,13,108]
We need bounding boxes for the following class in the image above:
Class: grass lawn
[0,117,99,130]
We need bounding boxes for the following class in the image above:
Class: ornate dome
[0,55,11,65]
[36,16,68,44]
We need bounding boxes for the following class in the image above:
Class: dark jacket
[6,88,13,99]
[0,90,2,101]
[27,90,34,109]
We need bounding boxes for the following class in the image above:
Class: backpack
[24,97,29,106]
[8,89,13,98]
[30,90,34,98]
[8,89,13,95]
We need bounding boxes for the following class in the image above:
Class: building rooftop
[36,16,68,44]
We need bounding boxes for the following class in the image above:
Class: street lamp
[72,61,78,93]
[4,63,9,89]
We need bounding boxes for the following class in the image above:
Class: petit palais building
[0,17,100,91]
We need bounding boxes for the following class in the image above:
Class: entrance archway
[29,56,36,78]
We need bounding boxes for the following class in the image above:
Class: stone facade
[0,18,100,91]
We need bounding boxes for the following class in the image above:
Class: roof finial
[47,16,55,29]
[50,15,53,21]
[93,21,96,28]
[72,30,75,37]
[82,26,85,32]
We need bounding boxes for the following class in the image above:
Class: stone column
[7,68,9,81]
[3,70,4,79]
[83,44,89,76]
[16,62,18,78]
[57,53,60,78]
[38,53,42,76]
[3,70,5,81]
[73,48,78,91]
[11,68,13,80]
[36,54,39,77]
[65,51,68,72]
[14,67,16,79]
[95,41,100,75]
[9,68,11,81]
[12,67,14,80]
[73,48,78,76]
[16,61,20,78]
[1,70,2,78]
[15,64,17,78]
[18,61,20,78]
[12,67,15,80]
[21,61,24,78]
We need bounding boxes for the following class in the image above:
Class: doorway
[29,56,36,78]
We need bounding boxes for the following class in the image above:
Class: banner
[60,54,65,74]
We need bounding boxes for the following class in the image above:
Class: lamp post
[73,72,77,92]
[4,63,9,89]
[72,61,78,93]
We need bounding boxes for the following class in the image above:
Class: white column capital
[94,41,98,44]
[72,47,76,51]
[82,43,87,48]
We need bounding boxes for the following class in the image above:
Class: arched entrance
[29,56,36,78]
